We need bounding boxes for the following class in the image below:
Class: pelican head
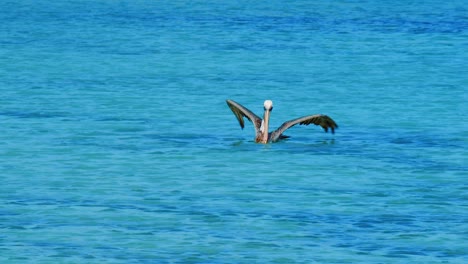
[264,100,273,111]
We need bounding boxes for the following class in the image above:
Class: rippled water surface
[1,1,467,263]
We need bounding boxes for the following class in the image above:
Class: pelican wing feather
[226,99,262,132]
[270,114,338,142]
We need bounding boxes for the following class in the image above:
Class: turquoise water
[1,1,467,263]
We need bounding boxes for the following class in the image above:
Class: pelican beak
[264,107,271,118]
[263,107,271,129]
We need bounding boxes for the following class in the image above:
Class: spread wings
[270,114,338,142]
[226,99,262,132]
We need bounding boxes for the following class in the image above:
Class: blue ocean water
[1,0,467,263]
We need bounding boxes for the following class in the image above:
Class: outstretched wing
[270,114,338,142]
[226,99,262,132]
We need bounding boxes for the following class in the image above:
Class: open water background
[1,0,467,263]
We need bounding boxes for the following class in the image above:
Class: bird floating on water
[226,99,338,143]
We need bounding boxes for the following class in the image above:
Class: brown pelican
[226,99,338,143]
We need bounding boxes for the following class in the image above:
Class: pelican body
[226,99,338,143]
